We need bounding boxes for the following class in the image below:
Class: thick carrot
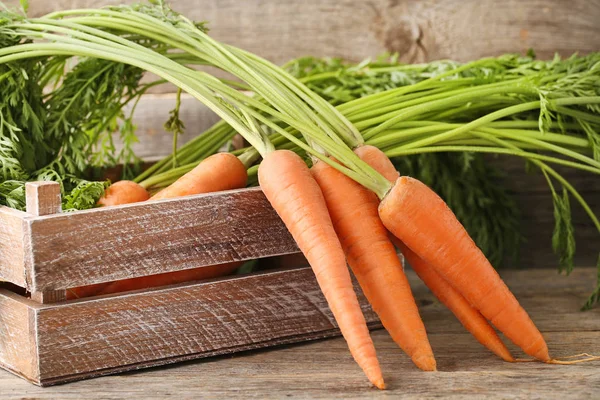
[151,153,247,200]
[88,153,248,298]
[311,157,436,371]
[97,180,149,206]
[356,145,513,361]
[394,240,514,361]
[259,150,384,389]
[379,175,549,361]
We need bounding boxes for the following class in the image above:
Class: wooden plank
[8,0,599,95]
[1,330,598,398]
[0,290,38,383]
[0,207,27,287]
[25,182,62,217]
[31,266,377,384]
[1,268,598,398]
[25,182,67,303]
[26,187,299,291]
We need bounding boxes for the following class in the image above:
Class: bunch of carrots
[3,1,598,389]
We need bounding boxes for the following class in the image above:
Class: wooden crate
[0,181,379,386]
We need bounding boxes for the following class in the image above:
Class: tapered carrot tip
[412,353,437,371]
[493,344,516,362]
[534,345,551,362]
[371,376,386,390]
[97,180,149,206]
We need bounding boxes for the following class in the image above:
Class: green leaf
[581,254,600,311]
[19,0,29,13]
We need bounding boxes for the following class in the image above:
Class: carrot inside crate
[65,255,308,299]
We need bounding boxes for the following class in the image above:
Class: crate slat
[26,182,68,303]
[0,207,27,287]
[0,266,379,386]
[26,187,299,292]
[0,291,38,381]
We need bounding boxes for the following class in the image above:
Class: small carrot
[151,153,247,200]
[259,149,384,389]
[311,156,436,371]
[394,240,514,362]
[97,180,149,206]
[357,145,513,362]
[379,175,550,361]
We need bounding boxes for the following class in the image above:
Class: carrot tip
[412,354,437,372]
[372,378,386,390]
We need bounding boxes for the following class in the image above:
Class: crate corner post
[25,181,66,304]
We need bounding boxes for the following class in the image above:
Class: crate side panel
[35,268,377,381]
[0,207,27,287]
[0,290,38,381]
[28,188,299,291]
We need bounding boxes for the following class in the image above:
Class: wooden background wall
[5,0,600,267]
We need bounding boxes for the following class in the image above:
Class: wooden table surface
[1,268,598,399]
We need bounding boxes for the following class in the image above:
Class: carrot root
[379,175,550,362]
[151,153,247,200]
[312,155,436,372]
[259,150,384,389]
[97,180,150,206]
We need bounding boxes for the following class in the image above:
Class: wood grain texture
[7,0,599,94]
[0,207,27,287]
[25,182,62,217]
[0,268,598,398]
[26,187,299,291]
[0,291,38,382]
[25,182,67,303]
[3,266,378,385]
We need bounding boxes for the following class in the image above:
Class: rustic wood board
[0,265,379,385]
[10,0,600,93]
[1,268,598,399]
[0,292,37,381]
[0,207,27,287]
[26,187,299,291]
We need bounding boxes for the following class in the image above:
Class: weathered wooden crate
[0,181,379,386]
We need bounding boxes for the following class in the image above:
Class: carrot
[354,145,400,183]
[394,239,514,361]
[66,281,113,300]
[258,149,384,389]
[88,153,248,298]
[66,262,241,299]
[356,145,513,361]
[357,145,547,360]
[379,175,550,361]
[97,180,149,206]
[151,153,247,200]
[311,156,436,371]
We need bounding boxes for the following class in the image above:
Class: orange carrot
[354,145,400,183]
[311,157,436,371]
[356,145,547,360]
[67,262,241,299]
[88,153,249,299]
[151,153,247,200]
[259,150,384,389]
[394,239,514,361]
[356,145,513,361]
[379,175,549,361]
[97,180,149,206]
